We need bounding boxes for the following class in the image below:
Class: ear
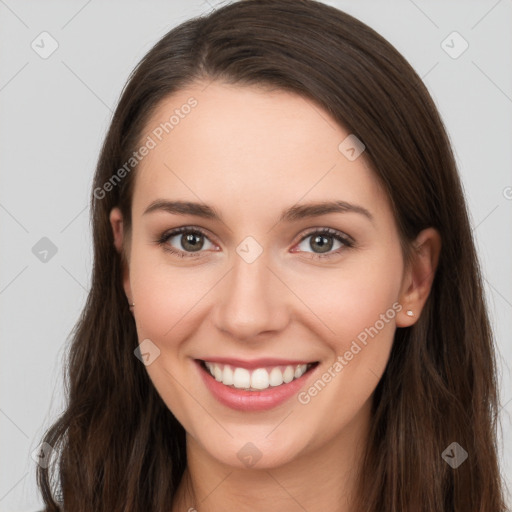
[396,227,441,327]
[109,207,132,305]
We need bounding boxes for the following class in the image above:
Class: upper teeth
[204,362,311,391]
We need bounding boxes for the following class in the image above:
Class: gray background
[1,0,511,510]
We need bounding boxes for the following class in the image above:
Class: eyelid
[296,226,354,246]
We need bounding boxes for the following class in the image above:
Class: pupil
[183,233,203,251]
[313,234,332,253]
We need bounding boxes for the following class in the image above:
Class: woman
[36,0,508,510]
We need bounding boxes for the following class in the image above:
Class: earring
[406,309,414,317]
[129,301,135,308]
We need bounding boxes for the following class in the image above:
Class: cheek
[129,251,215,342]
[127,252,212,432]
[293,247,403,430]
[292,246,404,351]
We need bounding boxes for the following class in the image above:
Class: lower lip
[195,359,318,411]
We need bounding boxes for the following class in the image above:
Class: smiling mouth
[197,359,319,391]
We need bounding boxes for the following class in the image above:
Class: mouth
[196,359,319,391]
[194,358,320,411]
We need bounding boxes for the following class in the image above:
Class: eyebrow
[143,199,374,224]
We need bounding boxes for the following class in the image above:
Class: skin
[110,81,441,512]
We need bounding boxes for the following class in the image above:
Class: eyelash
[156,226,354,260]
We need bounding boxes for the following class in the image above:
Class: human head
[37,1,505,510]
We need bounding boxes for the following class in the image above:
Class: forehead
[132,81,390,225]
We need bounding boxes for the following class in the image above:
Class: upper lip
[196,357,317,370]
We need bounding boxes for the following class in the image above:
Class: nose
[212,251,290,342]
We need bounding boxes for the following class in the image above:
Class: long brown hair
[36,1,508,510]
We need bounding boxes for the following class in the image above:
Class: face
[110,81,424,470]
